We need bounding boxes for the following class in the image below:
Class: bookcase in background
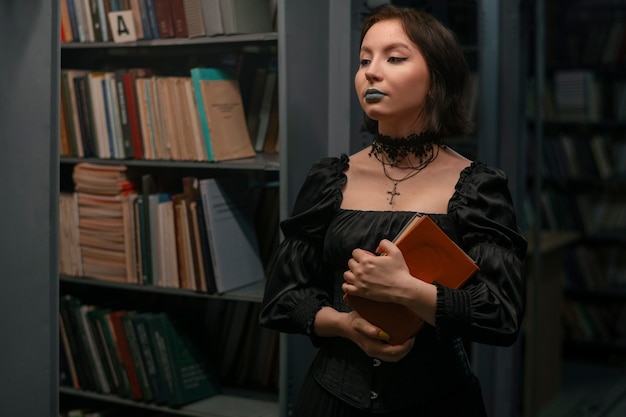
[58,2,282,415]
[54,1,346,417]
[525,0,626,415]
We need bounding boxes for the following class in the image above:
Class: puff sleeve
[259,155,348,336]
[437,162,528,346]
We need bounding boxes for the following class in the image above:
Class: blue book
[66,0,80,41]
[139,0,154,39]
[145,0,160,39]
[101,78,116,157]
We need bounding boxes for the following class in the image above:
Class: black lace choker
[369,131,441,206]
[369,131,440,165]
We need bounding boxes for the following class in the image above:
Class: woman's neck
[377,120,426,138]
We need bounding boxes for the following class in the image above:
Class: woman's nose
[364,60,381,82]
[364,68,381,82]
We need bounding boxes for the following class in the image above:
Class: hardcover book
[198,177,264,293]
[343,214,479,345]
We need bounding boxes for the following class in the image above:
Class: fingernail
[378,330,390,341]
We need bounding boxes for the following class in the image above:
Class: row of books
[60,0,276,43]
[537,134,626,181]
[528,73,626,122]
[60,294,220,406]
[212,300,279,389]
[552,8,626,67]
[59,163,280,294]
[534,187,626,234]
[561,299,626,345]
[60,296,280,406]
[60,66,279,162]
[563,244,626,292]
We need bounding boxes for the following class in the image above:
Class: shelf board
[60,387,279,417]
[61,33,278,49]
[60,275,266,303]
[60,154,280,171]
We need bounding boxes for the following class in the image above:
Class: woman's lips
[365,89,385,102]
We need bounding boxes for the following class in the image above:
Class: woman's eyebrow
[360,43,412,54]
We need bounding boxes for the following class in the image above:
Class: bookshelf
[526,0,626,414]
[0,1,352,417]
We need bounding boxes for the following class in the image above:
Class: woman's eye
[388,57,408,63]
[359,59,371,66]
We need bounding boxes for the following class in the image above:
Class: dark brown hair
[361,5,473,136]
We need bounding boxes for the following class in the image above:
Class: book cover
[219,0,272,35]
[156,313,220,406]
[189,67,231,161]
[198,177,264,293]
[343,214,479,345]
[199,78,255,161]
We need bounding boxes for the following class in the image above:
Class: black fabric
[293,364,487,417]
[260,154,526,414]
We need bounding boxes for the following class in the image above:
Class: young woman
[260,5,526,416]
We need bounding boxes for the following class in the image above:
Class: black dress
[260,155,527,416]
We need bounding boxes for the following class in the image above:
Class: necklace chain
[368,131,440,206]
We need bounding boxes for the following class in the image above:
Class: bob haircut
[360,5,473,137]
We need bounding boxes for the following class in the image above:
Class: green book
[189,67,231,162]
[130,312,169,404]
[148,313,220,406]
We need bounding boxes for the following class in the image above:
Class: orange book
[343,214,479,345]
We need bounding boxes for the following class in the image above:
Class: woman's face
[355,18,430,130]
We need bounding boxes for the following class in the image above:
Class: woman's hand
[342,239,438,326]
[344,310,414,362]
[314,306,414,362]
[342,239,412,304]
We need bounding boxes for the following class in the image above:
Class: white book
[157,199,180,288]
[182,77,208,161]
[88,73,110,158]
[199,178,264,293]
[254,71,277,152]
[219,0,272,35]
[201,0,224,36]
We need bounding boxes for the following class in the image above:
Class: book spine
[189,69,215,161]
[144,0,161,39]
[66,0,81,41]
[132,314,169,404]
[121,313,154,401]
[170,0,188,38]
[114,70,135,158]
[153,0,175,38]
